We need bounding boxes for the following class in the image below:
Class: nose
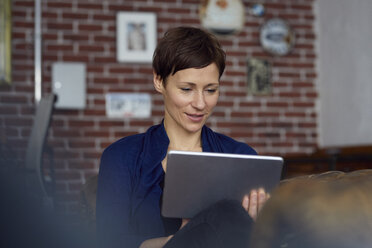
[191,91,206,110]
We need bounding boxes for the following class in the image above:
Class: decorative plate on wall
[259,18,295,56]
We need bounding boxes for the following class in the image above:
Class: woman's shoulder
[102,132,145,158]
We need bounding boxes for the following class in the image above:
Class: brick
[68,140,96,149]
[54,109,79,116]
[305,92,318,98]
[47,23,73,30]
[14,1,34,7]
[87,66,104,73]
[68,160,96,170]
[99,120,125,127]
[291,4,312,11]
[63,34,89,42]
[265,3,286,10]
[93,56,117,63]
[42,12,58,19]
[68,120,95,128]
[229,132,254,138]
[271,122,294,128]
[87,88,105,94]
[279,92,301,98]
[77,3,103,9]
[293,82,314,88]
[4,128,19,137]
[278,13,300,20]
[257,112,280,118]
[62,13,89,20]
[272,142,294,147]
[47,2,73,8]
[5,117,33,126]
[258,132,281,138]
[239,102,262,107]
[298,122,317,128]
[278,72,301,78]
[51,119,65,127]
[83,109,106,116]
[6,139,28,149]
[107,5,133,11]
[217,101,233,107]
[52,129,81,138]
[63,55,90,63]
[46,44,74,51]
[84,130,110,137]
[286,132,307,139]
[83,151,101,159]
[113,131,138,138]
[293,102,314,108]
[285,112,306,118]
[0,106,18,115]
[13,20,34,29]
[94,35,116,43]
[231,111,254,118]
[266,101,289,108]
[93,14,115,21]
[225,91,246,97]
[79,45,105,52]
[94,99,106,106]
[78,24,103,32]
[93,77,120,84]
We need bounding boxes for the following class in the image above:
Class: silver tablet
[161,150,283,218]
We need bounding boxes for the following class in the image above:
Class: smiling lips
[186,113,205,122]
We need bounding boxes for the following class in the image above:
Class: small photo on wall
[247,58,271,95]
[117,12,156,63]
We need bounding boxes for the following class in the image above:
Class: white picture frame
[116,12,157,63]
[105,93,152,118]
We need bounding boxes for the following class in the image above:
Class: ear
[153,72,164,94]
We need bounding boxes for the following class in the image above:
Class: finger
[242,194,249,211]
[166,235,174,242]
[248,189,258,221]
[180,218,190,229]
[258,188,266,213]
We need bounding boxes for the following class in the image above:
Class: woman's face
[154,63,220,134]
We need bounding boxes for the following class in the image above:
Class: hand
[180,218,190,229]
[241,188,270,221]
[139,236,174,248]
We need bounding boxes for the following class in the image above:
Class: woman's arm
[96,146,147,248]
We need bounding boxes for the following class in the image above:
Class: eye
[206,88,218,94]
[180,88,192,92]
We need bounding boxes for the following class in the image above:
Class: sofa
[250,169,372,248]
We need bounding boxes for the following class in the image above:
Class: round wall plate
[260,18,295,56]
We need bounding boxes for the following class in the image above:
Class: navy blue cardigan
[96,122,256,248]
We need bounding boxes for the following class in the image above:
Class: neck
[164,119,202,152]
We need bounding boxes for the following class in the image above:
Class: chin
[183,122,205,133]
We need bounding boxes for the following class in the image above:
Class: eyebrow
[180,82,219,87]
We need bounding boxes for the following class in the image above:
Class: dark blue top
[96,122,257,248]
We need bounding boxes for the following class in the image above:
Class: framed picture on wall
[116,12,156,63]
[247,58,271,95]
[0,0,12,85]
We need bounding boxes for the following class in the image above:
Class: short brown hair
[152,26,226,85]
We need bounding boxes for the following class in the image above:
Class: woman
[96,26,268,248]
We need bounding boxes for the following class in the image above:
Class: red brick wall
[2,0,317,212]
